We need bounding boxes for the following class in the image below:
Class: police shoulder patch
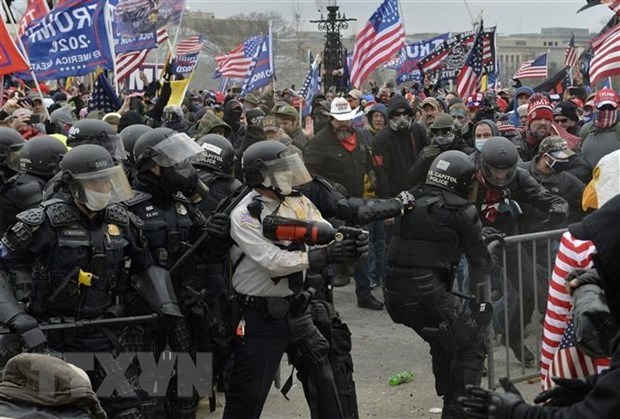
[128,211,145,229]
[123,190,152,207]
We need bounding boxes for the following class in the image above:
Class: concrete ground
[200,281,543,418]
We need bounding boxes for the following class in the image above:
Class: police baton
[0,314,160,334]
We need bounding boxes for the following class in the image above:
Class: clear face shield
[6,143,24,172]
[150,133,205,167]
[71,165,133,212]
[261,153,312,196]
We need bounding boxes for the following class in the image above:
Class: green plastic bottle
[389,370,414,386]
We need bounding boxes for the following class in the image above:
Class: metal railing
[483,229,567,389]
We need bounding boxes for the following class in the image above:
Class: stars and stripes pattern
[115,29,168,82]
[349,0,405,88]
[88,72,122,113]
[215,35,263,79]
[565,33,578,67]
[589,23,620,86]
[299,61,321,117]
[417,29,496,77]
[513,53,549,79]
[540,232,610,391]
[176,35,205,55]
[456,23,484,100]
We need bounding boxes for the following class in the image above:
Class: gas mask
[434,134,455,149]
[161,161,198,196]
[389,115,410,131]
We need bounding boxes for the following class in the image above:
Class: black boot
[357,294,384,310]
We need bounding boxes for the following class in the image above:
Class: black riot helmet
[0,127,25,168]
[133,127,204,173]
[242,141,312,195]
[480,136,519,188]
[195,134,235,174]
[60,144,133,212]
[120,124,152,165]
[66,119,126,161]
[9,135,67,178]
[426,150,475,197]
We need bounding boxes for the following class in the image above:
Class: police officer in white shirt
[224,141,367,419]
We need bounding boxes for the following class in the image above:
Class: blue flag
[241,23,275,96]
[299,61,321,117]
[21,0,114,80]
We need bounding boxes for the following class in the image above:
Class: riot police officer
[127,127,230,418]
[119,124,153,182]
[0,144,180,418]
[0,135,67,232]
[194,133,243,216]
[0,127,25,185]
[384,150,492,419]
[224,141,367,419]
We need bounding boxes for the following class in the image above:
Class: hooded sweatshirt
[195,112,232,139]
[371,95,428,197]
[508,86,534,127]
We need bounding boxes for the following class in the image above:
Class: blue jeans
[367,220,386,285]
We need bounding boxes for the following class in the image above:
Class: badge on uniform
[176,202,188,215]
[107,224,120,236]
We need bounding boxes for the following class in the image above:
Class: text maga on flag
[21,0,114,80]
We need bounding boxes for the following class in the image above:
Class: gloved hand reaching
[9,312,47,351]
[459,378,530,419]
[205,213,231,239]
[308,239,357,271]
[533,377,594,406]
[480,226,505,246]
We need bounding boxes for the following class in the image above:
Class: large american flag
[513,53,548,79]
[589,23,620,86]
[88,72,121,113]
[116,29,169,82]
[215,35,263,79]
[176,35,205,55]
[417,29,496,78]
[349,0,405,88]
[456,24,484,100]
[564,33,578,67]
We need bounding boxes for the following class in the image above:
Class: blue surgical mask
[475,138,488,152]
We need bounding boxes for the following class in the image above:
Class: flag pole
[103,1,121,96]
[1,0,50,121]
[171,5,188,58]
[269,21,276,97]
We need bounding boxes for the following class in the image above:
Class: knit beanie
[527,93,554,126]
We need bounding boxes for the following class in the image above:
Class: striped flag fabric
[609,0,620,14]
[350,0,405,88]
[565,33,578,67]
[589,23,620,86]
[456,23,484,100]
[88,72,122,113]
[116,29,168,82]
[215,35,263,79]
[176,35,205,55]
[513,53,548,79]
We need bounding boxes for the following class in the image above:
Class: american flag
[115,29,169,82]
[589,23,620,86]
[299,61,321,117]
[215,35,263,79]
[88,73,121,113]
[456,23,484,100]
[513,53,549,79]
[176,35,205,55]
[349,0,405,88]
[417,29,496,78]
[565,33,578,67]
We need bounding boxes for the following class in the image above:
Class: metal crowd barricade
[483,228,567,389]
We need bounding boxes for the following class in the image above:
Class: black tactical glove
[9,313,47,351]
[548,209,567,228]
[308,239,356,271]
[355,233,369,258]
[460,378,530,419]
[395,190,416,212]
[533,377,593,407]
[480,226,505,246]
[205,213,230,239]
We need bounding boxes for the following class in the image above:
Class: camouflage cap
[260,115,279,132]
[272,103,299,120]
[539,135,576,158]
[429,113,454,130]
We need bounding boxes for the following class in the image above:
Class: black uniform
[383,151,491,419]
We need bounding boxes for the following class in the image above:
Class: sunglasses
[554,118,569,123]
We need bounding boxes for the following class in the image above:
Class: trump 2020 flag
[20,0,115,80]
[350,0,405,88]
[299,60,321,117]
[240,23,275,96]
[0,18,30,76]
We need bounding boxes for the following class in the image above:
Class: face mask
[161,162,198,195]
[389,116,410,131]
[544,156,571,173]
[475,138,488,152]
[272,170,294,195]
[595,109,618,129]
[84,190,112,212]
[434,134,455,148]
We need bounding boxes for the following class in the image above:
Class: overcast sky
[187,0,614,35]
